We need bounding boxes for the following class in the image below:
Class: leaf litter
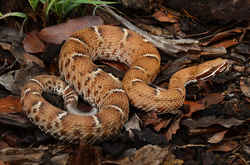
[0,2,250,165]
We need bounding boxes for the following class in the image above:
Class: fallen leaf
[0,140,9,150]
[23,52,45,68]
[164,116,181,141]
[154,119,171,132]
[0,160,7,165]
[0,42,11,50]
[211,38,239,49]
[208,130,228,144]
[208,141,239,152]
[184,101,205,117]
[153,10,178,23]
[234,43,250,55]
[124,114,141,138]
[119,145,183,165]
[202,28,243,46]
[188,127,223,136]
[0,65,45,94]
[50,154,69,165]
[242,144,250,155]
[0,146,69,164]
[0,113,32,128]
[39,16,103,44]
[141,111,160,126]
[182,116,244,129]
[245,97,250,103]
[184,93,225,117]
[200,93,225,107]
[0,147,47,162]
[0,96,22,113]
[240,77,250,97]
[70,143,101,165]
[23,30,46,53]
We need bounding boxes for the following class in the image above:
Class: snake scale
[21,25,230,143]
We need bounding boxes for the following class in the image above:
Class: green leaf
[0,12,27,20]
[45,0,57,17]
[28,0,40,11]
[40,0,46,4]
[64,3,81,16]
[74,0,118,5]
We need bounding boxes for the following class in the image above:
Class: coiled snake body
[21,25,230,143]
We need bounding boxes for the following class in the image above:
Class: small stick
[102,5,201,55]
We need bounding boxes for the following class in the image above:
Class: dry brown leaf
[208,141,239,152]
[184,93,225,117]
[0,141,9,150]
[153,10,178,23]
[202,28,243,46]
[142,111,160,126]
[23,31,46,53]
[182,116,244,129]
[245,97,250,103]
[124,114,141,133]
[211,38,239,49]
[188,127,223,136]
[200,93,225,107]
[240,77,250,97]
[154,119,171,132]
[70,143,101,165]
[39,16,103,44]
[0,160,7,165]
[23,53,45,68]
[0,147,47,162]
[0,96,22,113]
[242,144,250,155]
[164,116,181,141]
[184,101,205,117]
[119,145,182,165]
[0,42,11,50]
[208,130,228,144]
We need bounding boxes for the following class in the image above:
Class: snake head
[196,58,231,81]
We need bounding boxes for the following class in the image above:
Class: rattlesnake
[21,25,230,143]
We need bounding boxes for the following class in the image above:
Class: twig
[102,5,201,55]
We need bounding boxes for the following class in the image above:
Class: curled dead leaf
[208,141,239,152]
[240,77,250,97]
[182,116,244,129]
[0,42,11,50]
[119,145,183,165]
[70,143,101,165]
[124,114,141,138]
[23,53,45,68]
[202,28,243,46]
[0,160,7,165]
[0,96,21,113]
[184,93,225,117]
[153,10,178,23]
[23,31,46,53]
[208,130,228,144]
[39,16,103,44]
[164,116,181,141]
[211,38,239,49]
